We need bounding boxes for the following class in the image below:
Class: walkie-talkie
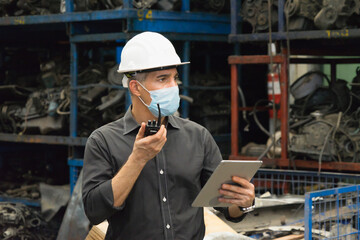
[144,104,161,136]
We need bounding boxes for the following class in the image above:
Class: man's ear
[128,80,140,96]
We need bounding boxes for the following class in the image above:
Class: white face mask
[137,81,180,117]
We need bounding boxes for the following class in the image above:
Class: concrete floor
[214,204,305,238]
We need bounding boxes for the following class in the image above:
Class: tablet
[191,160,262,207]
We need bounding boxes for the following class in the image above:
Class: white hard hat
[117,31,190,87]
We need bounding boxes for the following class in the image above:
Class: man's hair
[127,72,148,95]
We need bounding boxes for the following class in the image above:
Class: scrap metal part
[241,0,279,33]
[284,0,360,30]
[0,202,52,240]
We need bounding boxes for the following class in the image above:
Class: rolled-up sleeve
[200,129,222,187]
[82,132,123,225]
[200,129,247,223]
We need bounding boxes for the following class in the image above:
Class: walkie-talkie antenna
[157,104,161,127]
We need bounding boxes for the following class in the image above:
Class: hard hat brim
[119,62,190,88]
[117,62,190,74]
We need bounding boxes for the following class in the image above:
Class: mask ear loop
[136,81,151,107]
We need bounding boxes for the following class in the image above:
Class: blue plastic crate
[253,169,360,196]
[305,185,360,239]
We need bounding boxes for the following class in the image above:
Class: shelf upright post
[70,45,78,137]
[65,0,74,12]
[66,0,77,138]
[230,0,240,35]
[278,0,285,32]
[66,0,80,193]
[179,0,190,118]
[230,62,238,158]
[123,0,131,8]
[280,47,288,163]
[181,0,190,12]
[331,63,337,83]
[181,41,190,119]
[116,43,132,109]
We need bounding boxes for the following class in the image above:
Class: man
[82,31,255,240]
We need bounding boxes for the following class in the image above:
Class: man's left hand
[218,176,255,208]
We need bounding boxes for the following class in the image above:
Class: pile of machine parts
[241,0,360,32]
[0,0,61,16]
[267,69,360,162]
[77,63,127,137]
[189,72,230,136]
[1,184,40,201]
[0,0,228,16]
[0,55,127,136]
[241,0,279,33]
[0,202,57,240]
[72,0,228,12]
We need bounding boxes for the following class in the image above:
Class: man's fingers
[136,122,146,140]
[137,125,167,153]
[218,197,251,206]
[155,125,166,137]
[219,186,253,200]
[231,176,255,190]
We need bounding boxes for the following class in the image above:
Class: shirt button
[166,224,170,229]
[160,169,164,175]
[163,197,167,202]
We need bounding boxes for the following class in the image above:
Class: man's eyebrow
[156,74,171,78]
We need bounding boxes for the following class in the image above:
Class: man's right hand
[130,122,167,164]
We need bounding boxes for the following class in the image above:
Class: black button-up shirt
[82,108,223,240]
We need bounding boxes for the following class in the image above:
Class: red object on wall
[267,72,281,119]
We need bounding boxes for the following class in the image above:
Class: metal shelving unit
[0,0,232,196]
[228,0,360,172]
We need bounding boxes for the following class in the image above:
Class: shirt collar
[123,107,180,135]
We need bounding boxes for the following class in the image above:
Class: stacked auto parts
[267,70,360,162]
[285,0,360,30]
[240,0,360,32]
[0,202,57,240]
[0,0,61,16]
[0,48,128,137]
[76,62,126,137]
[189,73,230,136]
[241,0,279,33]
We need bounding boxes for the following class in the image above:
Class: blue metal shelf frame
[0,196,40,207]
[67,158,84,193]
[0,133,87,146]
[66,0,231,123]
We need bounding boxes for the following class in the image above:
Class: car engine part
[0,202,56,240]
[289,111,360,162]
[241,0,279,33]
[266,69,360,162]
[284,0,360,30]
